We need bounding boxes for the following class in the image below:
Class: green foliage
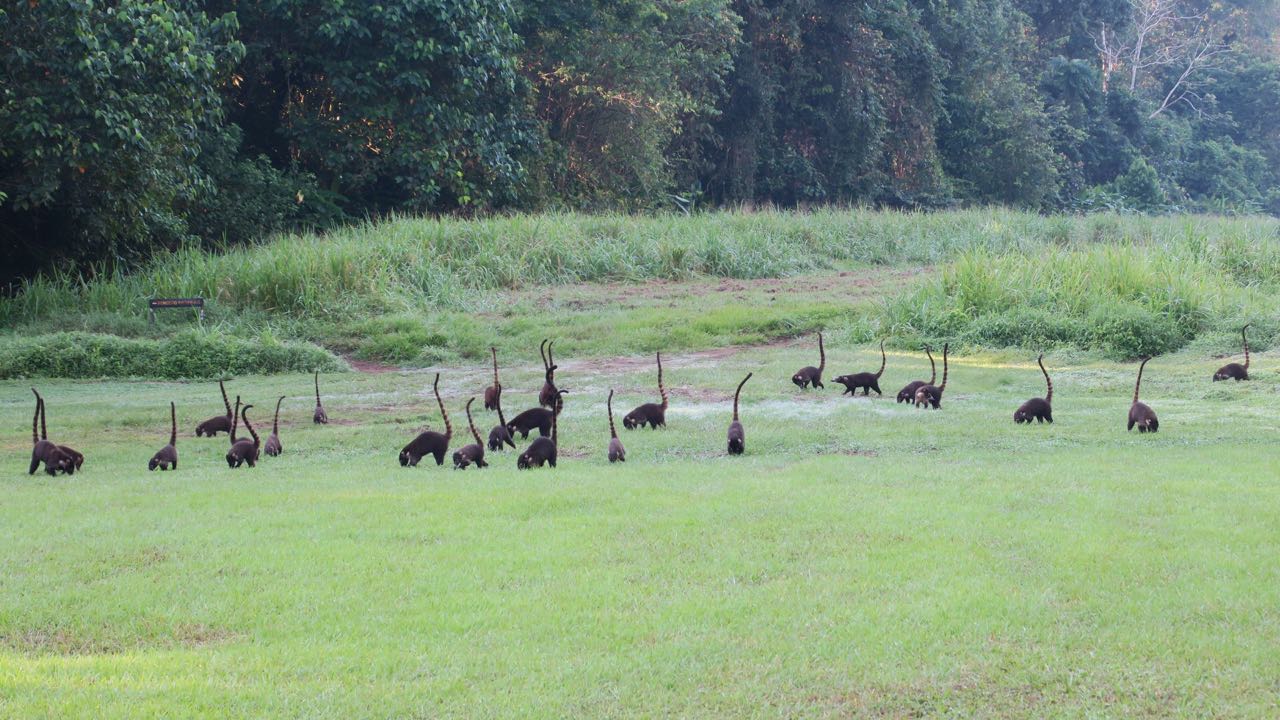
[1113,157,1169,211]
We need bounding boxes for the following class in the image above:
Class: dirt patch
[2,623,240,656]
[347,357,400,374]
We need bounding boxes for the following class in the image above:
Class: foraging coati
[195,379,233,437]
[623,352,668,430]
[313,371,329,424]
[484,347,502,411]
[263,396,285,457]
[1013,355,1054,424]
[399,373,453,467]
[31,389,83,472]
[226,402,261,468]
[727,372,753,455]
[834,340,887,396]
[28,390,72,476]
[1127,357,1160,433]
[1212,324,1251,381]
[538,339,560,409]
[896,345,935,404]
[518,392,563,469]
[913,343,949,409]
[148,402,179,470]
[452,397,488,469]
[792,332,826,389]
[607,389,625,463]
[487,385,517,451]
[508,389,568,439]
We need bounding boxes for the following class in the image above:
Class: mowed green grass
[3,340,1280,718]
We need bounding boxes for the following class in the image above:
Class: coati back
[313,371,329,424]
[264,396,285,457]
[399,373,453,466]
[1013,354,1054,424]
[896,345,935,403]
[519,390,564,469]
[835,340,887,396]
[1127,357,1160,433]
[727,372,753,455]
[484,347,502,411]
[623,352,668,430]
[149,402,179,470]
[791,332,826,389]
[607,389,625,463]
[538,339,560,408]
[488,384,517,451]
[226,403,261,468]
[1213,324,1251,381]
[914,343,949,409]
[452,397,488,469]
[195,379,233,437]
[28,390,71,476]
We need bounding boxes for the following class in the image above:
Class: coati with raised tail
[195,379,233,437]
[1013,355,1054,424]
[896,345,935,404]
[508,389,568,439]
[488,385,517,451]
[263,396,286,457]
[538,339,560,409]
[519,391,563,469]
[607,389,625,463]
[914,343,949,409]
[399,373,453,466]
[31,389,83,472]
[28,390,71,476]
[148,402,179,470]
[452,398,488,469]
[834,340,887,396]
[623,352,668,430]
[484,347,502,411]
[727,372,753,455]
[226,402,261,468]
[792,332,826,389]
[1213,324,1251,381]
[1127,357,1159,433]
[312,371,329,424]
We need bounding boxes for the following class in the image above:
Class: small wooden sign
[149,297,205,323]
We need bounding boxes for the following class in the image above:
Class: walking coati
[834,340,887,396]
[518,391,563,469]
[313,371,329,424]
[727,372,753,455]
[31,389,83,472]
[399,373,453,467]
[487,385,517,451]
[508,389,568,439]
[195,379,233,437]
[623,352,668,430]
[896,345,935,404]
[28,390,72,476]
[226,401,261,468]
[452,397,488,469]
[792,332,826,389]
[538,339,560,409]
[607,389,625,463]
[148,401,179,470]
[263,396,285,457]
[913,343,949,409]
[1212,324,1251,381]
[484,347,502,411]
[1127,357,1160,433]
[1013,355,1054,424]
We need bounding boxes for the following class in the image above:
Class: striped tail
[1243,324,1251,370]
[733,373,753,421]
[1038,354,1052,404]
[925,345,936,385]
[492,347,500,386]
[607,389,618,439]
[817,333,825,374]
[231,396,241,443]
[465,397,482,445]
[434,373,452,440]
[169,401,177,446]
[31,389,40,445]
[875,340,886,378]
[1133,357,1149,404]
[314,372,322,406]
[272,396,284,435]
[220,379,231,417]
[938,343,949,392]
[657,352,668,410]
[242,405,259,448]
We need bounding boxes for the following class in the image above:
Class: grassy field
[3,328,1279,717]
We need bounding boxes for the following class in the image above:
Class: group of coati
[21,324,1260,475]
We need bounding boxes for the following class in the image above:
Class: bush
[1086,303,1185,359]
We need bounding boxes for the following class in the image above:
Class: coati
[195,379,233,437]
[263,396,285,457]
[148,402,179,470]
[727,372,753,455]
[399,373,453,467]
[1212,324,1251,381]
[623,352,668,430]
[896,345,935,404]
[487,385,517,451]
[518,391,563,469]
[791,332,826,389]
[913,343,949,409]
[508,389,568,439]
[1013,355,1054,424]
[452,397,488,469]
[226,401,261,468]
[31,389,83,472]
[484,347,502,411]
[1127,357,1160,433]
[607,389,625,463]
[313,371,329,424]
[834,340,887,396]
[538,339,560,409]
[28,390,72,476]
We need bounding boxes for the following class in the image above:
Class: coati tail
[272,396,285,434]
[607,389,618,439]
[1133,357,1149,404]
[733,372,753,421]
[539,339,549,370]
[241,404,259,449]
[657,352,667,410]
[219,379,231,416]
[169,401,177,446]
[314,371,321,405]
[433,373,452,440]
[491,347,500,385]
[465,397,482,445]
[938,343,949,392]
[1038,354,1052,404]
[875,340,886,378]
[495,383,507,426]
[32,389,47,440]
[230,396,242,442]
[817,333,825,373]
[1243,324,1251,370]
[31,389,39,445]
[925,345,936,385]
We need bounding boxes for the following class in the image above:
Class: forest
[3,0,1279,280]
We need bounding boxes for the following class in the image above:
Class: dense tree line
[3,0,1278,280]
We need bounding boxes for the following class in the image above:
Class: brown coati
[452,397,488,469]
[1013,355,1054,424]
[1213,324,1251,381]
[399,373,453,467]
[195,379,233,437]
[1127,357,1160,433]
[896,345,935,404]
[508,389,569,439]
[313,371,329,424]
[538,339,560,409]
[607,389,625,463]
[31,389,83,472]
[727,372,753,455]
[914,343,949,409]
[28,390,72,476]
[226,402,261,468]
[263,396,286,457]
[623,352,668,430]
[148,402,179,470]
[484,347,502,411]
[487,385,517,451]
[792,332,826,389]
[519,391,563,469]
[834,340,887,396]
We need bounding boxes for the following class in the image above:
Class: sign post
[149,297,205,325]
